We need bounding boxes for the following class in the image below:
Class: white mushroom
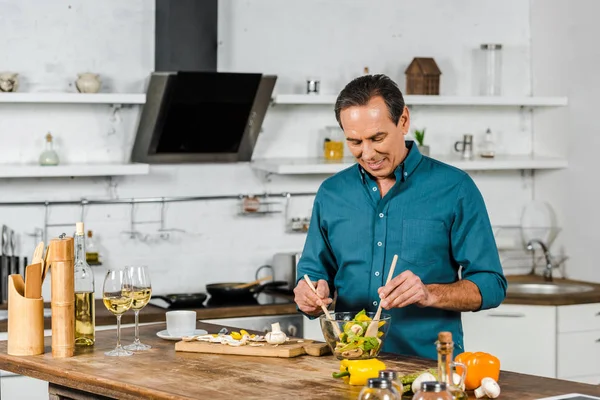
[411,372,437,394]
[349,324,364,336]
[474,377,501,399]
[265,322,288,345]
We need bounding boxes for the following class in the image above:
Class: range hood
[131,71,277,164]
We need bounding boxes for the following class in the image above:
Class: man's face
[340,96,410,179]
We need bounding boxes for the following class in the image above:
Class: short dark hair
[334,74,405,129]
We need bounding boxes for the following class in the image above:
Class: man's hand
[294,279,332,317]
[377,270,435,309]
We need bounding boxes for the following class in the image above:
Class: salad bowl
[319,310,391,360]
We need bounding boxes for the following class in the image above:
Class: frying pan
[206,280,288,300]
[153,293,208,309]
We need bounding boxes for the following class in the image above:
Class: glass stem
[134,310,140,344]
[116,314,122,349]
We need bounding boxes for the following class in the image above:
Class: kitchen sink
[507,282,596,295]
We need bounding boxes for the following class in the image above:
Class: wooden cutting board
[175,339,331,358]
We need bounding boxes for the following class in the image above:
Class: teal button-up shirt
[297,141,507,359]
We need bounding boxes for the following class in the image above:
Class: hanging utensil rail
[0,192,316,207]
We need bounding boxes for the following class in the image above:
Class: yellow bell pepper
[332,359,386,386]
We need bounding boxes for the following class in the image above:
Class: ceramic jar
[75,73,101,93]
[0,73,19,92]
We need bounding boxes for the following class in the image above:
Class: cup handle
[255,265,274,281]
[451,361,467,387]
[454,141,464,152]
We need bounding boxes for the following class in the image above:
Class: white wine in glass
[102,268,134,357]
[124,266,152,351]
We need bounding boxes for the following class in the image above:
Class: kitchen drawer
[557,303,600,333]
[557,330,600,377]
[558,374,600,385]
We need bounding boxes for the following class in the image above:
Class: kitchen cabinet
[462,302,600,381]
[302,316,324,341]
[462,304,557,378]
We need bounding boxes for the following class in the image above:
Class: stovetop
[149,288,295,310]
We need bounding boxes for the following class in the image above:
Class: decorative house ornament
[405,57,441,95]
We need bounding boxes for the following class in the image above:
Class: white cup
[166,310,197,337]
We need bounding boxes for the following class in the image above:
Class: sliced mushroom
[342,348,364,358]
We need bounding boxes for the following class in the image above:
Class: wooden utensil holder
[7,274,44,356]
[49,236,74,358]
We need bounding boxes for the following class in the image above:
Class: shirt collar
[358,140,423,183]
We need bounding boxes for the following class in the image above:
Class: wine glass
[123,265,152,351]
[102,268,134,357]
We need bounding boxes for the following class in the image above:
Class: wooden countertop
[504,274,600,306]
[0,322,599,399]
[0,299,300,332]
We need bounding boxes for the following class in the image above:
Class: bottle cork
[438,331,452,343]
[76,222,84,235]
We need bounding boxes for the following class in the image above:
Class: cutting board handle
[7,274,45,356]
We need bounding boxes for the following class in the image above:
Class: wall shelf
[272,94,568,107]
[251,155,568,175]
[0,163,150,178]
[0,93,146,105]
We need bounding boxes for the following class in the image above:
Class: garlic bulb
[265,322,288,345]
[411,372,437,393]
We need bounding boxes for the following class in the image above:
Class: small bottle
[412,382,453,400]
[85,230,100,265]
[480,128,496,158]
[74,222,95,346]
[436,332,467,400]
[379,370,403,394]
[39,132,60,166]
[358,378,400,400]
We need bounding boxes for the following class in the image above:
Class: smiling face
[340,96,410,180]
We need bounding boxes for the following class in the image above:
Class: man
[294,74,507,359]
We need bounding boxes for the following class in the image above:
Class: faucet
[526,239,555,282]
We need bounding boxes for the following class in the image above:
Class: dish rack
[493,225,562,271]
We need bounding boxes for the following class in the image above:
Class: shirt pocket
[400,219,448,267]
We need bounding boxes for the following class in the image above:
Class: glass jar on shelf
[479,44,502,96]
[323,126,345,161]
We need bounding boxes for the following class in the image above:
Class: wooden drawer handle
[487,313,525,318]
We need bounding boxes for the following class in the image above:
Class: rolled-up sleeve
[296,194,338,295]
[451,175,507,310]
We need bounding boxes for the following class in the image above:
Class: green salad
[334,309,385,359]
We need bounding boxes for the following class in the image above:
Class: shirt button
[377,241,382,246]
[404,172,408,177]
[379,213,384,218]
[375,271,380,277]
[373,301,378,306]
[372,187,377,192]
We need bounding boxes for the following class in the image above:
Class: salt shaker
[358,378,400,400]
[412,381,453,400]
[378,370,403,394]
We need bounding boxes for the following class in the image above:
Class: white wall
[0,0,573,300]
[531,0,600,283]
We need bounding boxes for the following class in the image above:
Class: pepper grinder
[39,132,60,166]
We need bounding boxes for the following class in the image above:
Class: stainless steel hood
[131,71,276,164]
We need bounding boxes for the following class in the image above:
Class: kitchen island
[0,322,599,400]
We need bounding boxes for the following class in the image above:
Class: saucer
[156,329,208,341]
